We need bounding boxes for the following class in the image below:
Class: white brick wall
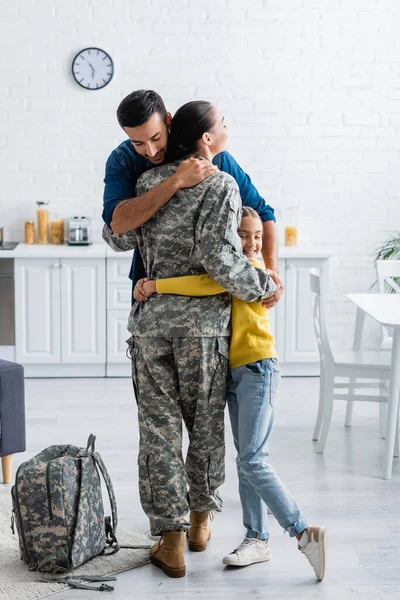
[0,0,398,349]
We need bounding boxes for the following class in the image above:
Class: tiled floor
[11,376,400,599]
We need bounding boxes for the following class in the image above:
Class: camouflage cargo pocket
[126,336,139,404]
[207,447,225,494]
[208,337,229,404]
[137,454,154,506]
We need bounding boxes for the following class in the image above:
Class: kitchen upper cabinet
[61,259,106,363]
[15,257,106,369]
[15,258,61,364]
[284,258,329,366]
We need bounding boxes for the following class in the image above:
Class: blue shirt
[102,139,275,288]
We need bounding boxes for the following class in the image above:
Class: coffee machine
[68,217,91,246]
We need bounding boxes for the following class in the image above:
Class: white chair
[309,270,397,456]
[376,260,400,350]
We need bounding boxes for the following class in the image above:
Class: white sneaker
[298,526,327,581]
[223,538,271,567]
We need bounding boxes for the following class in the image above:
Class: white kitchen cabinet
[15,258,61,364]
[9,244,330,377]
[268,259,285,359]
[61,259,106,363]
[106,257,132,377]
[283,258,329,374]
[14,257,106,376]
[107,310,130,362]
[105,255,330,377]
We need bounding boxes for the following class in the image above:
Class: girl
[136,207,328,581]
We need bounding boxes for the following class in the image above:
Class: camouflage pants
[130,335,229,536]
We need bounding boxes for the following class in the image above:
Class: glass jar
[24,221,35,244]
[36,201,49,244]
[284,207,299,247]
[50,219,64,244]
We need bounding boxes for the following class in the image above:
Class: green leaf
[374,232,400,294]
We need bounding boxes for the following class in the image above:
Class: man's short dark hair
[116,90,167,129]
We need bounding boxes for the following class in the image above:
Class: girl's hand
[143,280,157,298]
[261,270,284,308]
[134,277,150,302]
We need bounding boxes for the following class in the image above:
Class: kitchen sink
[0,242,19,250]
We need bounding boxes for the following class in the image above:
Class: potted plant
[375,231,400,293]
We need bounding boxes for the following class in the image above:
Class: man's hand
[133,278,150,302]
[174,157,218,189]
[261,270,284,309]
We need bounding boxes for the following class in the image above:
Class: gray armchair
[0,359,26,484]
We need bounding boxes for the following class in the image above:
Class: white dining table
[347,293,400,479]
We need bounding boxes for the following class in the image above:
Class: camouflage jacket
[102,161,273,338]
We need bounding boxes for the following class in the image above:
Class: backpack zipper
[13,466,36,569]
[46,462,53,519]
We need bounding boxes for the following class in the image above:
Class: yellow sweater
[156,260,277,368]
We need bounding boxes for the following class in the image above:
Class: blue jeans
[227,358,308,540]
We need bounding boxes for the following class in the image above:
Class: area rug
[0,485,151,600]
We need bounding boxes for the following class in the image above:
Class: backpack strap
[37,547,70,573]
[102,516,119,555]
[40,573,116,592]
[86,433,97,453]
[85,434,118,535]
[93,451,118,535]
[66,581,114,592]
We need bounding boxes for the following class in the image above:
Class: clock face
[72,48,114,90]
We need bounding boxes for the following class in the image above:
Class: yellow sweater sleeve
[156,274,225,296]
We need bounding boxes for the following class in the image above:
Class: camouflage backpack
[11,434,131,591]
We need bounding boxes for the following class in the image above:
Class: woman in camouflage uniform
[102,101,275,578]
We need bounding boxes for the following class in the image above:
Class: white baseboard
[106,363,131,377]
[23,364,106,378]
[0,346,16,362]
[20,360,319,378]
[280,362,320,377]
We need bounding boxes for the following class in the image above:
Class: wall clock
[72,48,114,90]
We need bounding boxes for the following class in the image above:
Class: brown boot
[150,531,186,578]
[187,511,211,552]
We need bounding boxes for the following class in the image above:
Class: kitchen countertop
[0,242,107,258]
[0,243,332,259]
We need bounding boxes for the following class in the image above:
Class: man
[102,90,283,306]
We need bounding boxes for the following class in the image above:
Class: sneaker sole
[317,527,327,581]
[223,547,271,567]
[150,554,186,578]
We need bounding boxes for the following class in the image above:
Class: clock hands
[73,49,112,88]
